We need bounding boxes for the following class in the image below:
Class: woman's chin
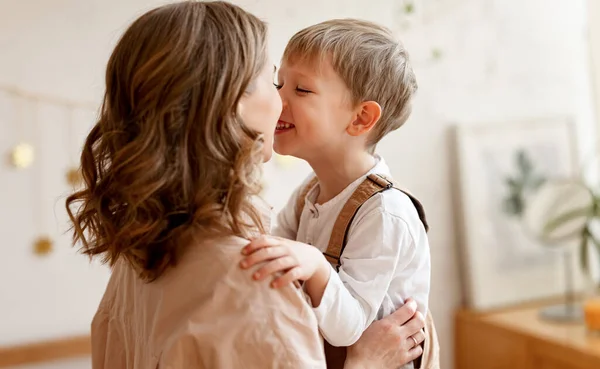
[262,149,273,163]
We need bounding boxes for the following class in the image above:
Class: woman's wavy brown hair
[66,1,269,281]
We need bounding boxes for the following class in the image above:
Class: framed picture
[453,117,584,310]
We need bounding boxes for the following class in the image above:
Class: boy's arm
[314,200,430,347]
[311,208,413,346]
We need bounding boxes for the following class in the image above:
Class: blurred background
[0,0,599,368]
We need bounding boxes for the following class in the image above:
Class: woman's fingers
[413,329,426,345]
[252,256,297,281]
[401,327,426,351]
[407,345,424,362]
[399,311,426,339]
[385,299,418,326]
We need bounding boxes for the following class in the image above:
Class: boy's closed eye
[274,82,313,95]
[295,87,312,95]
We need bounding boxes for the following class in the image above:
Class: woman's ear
[346,101,382,136]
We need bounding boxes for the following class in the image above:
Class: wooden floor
[0,336,90,369]
[6,357,90,369]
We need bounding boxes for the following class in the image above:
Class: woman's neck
[308,151,376,205]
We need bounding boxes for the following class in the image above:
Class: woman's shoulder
[160,235,324,368]
[180,235,307,301]
[170,235,271,290]
[167,235,316,326]
[169,234,244,272]
[182,234,249,266]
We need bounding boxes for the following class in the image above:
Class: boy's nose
[278,93,288,109]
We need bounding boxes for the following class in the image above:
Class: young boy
[240,19,432,368]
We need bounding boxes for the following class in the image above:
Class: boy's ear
[346,101,381,137]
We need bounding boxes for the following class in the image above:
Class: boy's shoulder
[356,174,426,232]
[290,170,426,229]
[363,182,420,217]
[293,171,422,218]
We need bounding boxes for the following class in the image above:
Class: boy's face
[274,58,357,161]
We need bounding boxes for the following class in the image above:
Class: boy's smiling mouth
[275,119,295,133]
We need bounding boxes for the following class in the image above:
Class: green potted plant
[523,179,600,330]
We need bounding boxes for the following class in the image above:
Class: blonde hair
[283,19,417,151]
[66,1,268,282]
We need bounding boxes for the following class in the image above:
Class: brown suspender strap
[324,174,429,270]
[383,175,430,232]
[295,176,319,223]
[323,175,388,268]
[366,174,429,232]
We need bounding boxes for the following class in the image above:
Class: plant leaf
[589,233,600,274]
[593,196,600,217]
[543,207,593,235]
[517,150,532,174]
[503,197,520,216]
[530,176,546,190]
[505,177,520,189]
[581,232,589,274]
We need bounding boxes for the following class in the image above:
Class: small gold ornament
[33,236,54,256]
[66,167,83,187]
[9,143,35,169]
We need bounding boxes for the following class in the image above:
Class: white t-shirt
[272,155,431,352]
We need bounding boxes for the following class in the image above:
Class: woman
[66,2,426,368]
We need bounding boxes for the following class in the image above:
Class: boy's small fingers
[242,237,269,254]
[272,267,301,288]
[240,246,286,269]
[242,236,279,255]
[254,256,296,281]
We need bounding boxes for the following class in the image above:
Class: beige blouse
[91,235,327,369]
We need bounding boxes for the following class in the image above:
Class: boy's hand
[240,236,329,288]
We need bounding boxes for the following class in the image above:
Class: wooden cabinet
[455,305,600,369]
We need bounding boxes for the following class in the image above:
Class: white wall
[590,0,600,139]
[0,1,596,368]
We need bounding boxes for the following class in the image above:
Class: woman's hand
[345,299,426,369]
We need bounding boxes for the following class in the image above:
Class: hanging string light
[29,99,54,256]
[65,105,83,188]
[9,95,35,169]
